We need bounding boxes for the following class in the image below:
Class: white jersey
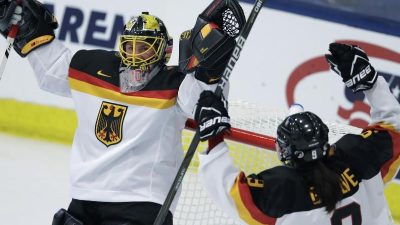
[28,39,226,212]
[199,77,400,225]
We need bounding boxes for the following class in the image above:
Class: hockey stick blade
[153,0,266,224]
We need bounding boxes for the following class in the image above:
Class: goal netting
[174,101,362,225]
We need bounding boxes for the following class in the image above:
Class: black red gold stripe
[377,124,400,183]
[69,68,177,109]
[230,172,277,225]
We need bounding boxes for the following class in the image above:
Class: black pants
[67,199,173,225]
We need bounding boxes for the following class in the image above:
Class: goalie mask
[276,112,330,168]
[119,12,173,93]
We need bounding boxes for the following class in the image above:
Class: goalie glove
[0,0,21,30]
[195,91,231,141]
[325,42,378,92]
[0,0,58,57]
[179,0,246,84]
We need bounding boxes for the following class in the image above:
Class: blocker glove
[0,0,58,57]
[0,0,20,30]
[325,42,378,92]
[194,91,231,141]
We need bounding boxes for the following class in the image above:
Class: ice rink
[0,133,71,225]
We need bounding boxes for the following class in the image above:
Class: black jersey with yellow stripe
[232,123,400,221]
[233,162,359,219]
[334,124,400,183]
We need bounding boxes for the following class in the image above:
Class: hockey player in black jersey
[195,43,400,225]
[0,0,245,224]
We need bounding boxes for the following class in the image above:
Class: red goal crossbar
[185,119,276,151]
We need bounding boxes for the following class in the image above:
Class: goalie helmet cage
[174,100,362,225]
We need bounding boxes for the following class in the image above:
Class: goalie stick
[153,0,266,224]
[0,0,22,81]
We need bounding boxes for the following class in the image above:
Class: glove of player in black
[325,42,378,92]
[194,91,231,141]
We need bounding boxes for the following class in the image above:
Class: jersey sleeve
[334,131,395,181]
[198,143,278,225]
[176,73,229,118]
[27,39,72,97]
[364,76,400,183]
[334,76,400,183]
[365,76,400,131]
[228,172,280,225]
[198,142,242,222]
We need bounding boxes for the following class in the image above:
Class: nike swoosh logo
[208,77,220,83]
[97,70,112,78]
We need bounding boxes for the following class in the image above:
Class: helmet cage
[118,13,172,93]
[275,138,293,167]
[118,13,172,70]
[119,35,166,70]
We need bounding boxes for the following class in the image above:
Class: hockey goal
[174,101,362,225]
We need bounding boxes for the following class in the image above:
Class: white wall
[0,0,399,126]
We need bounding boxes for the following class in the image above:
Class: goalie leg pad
[52,208,84,225]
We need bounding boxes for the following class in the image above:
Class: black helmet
[118,12,173,92]
[119,12,173,70]
[276,111,329,168]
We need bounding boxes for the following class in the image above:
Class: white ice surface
[0,133,70,225]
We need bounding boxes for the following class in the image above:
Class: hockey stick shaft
[0,0,22,81]
[0,25,19,80]
[153,0,265,224]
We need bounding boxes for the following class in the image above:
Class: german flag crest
[95,101,128,147]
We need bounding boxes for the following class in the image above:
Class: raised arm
[194,91,243,221]
[365,77,400,130]
[0,0,72,97]
[27,39,72,97]
[195,91,280,224]
[326,42,400,130]
[176,0,245,117]
[326,42,400,182]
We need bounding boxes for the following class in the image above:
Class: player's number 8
[330,202,361,225]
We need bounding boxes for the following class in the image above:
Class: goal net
[174,101,362,225]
